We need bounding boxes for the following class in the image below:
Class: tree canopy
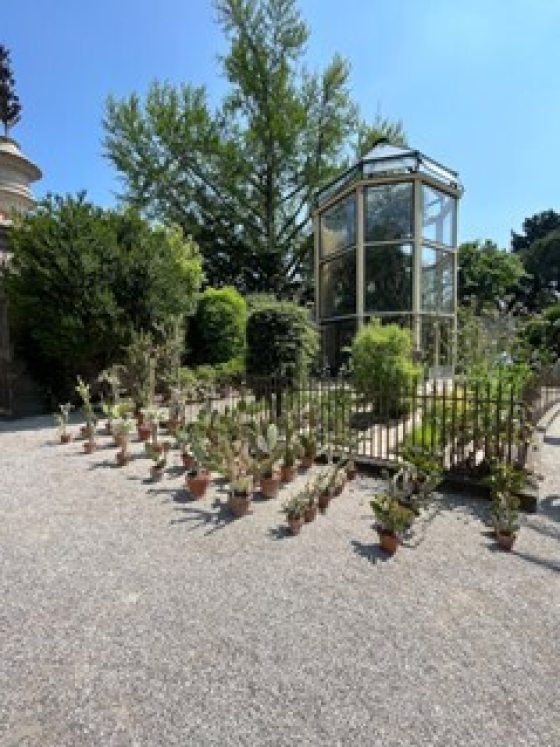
[458,240,526,312]
[0,45,21,137]
[511,209,560,253]
[7,193,203,399]
[104,0,403,298]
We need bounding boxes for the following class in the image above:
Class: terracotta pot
[378,529,399,555]
[318,492,330,513]
[288,516,304,535]
[80,424,94,439]
[304,504,317,523]
[346,465,358,480]
[300,456,314,470]
[116,451,130,467]
[497,532,516,551]
[260,474,280,499]
[83,441,96,454]
[113,433,124,448]
[136,411,145,427]
[150,465,165,482]
[60,433,71,444]
[228,492,251,518]
[181,452,196,471]
[280,465,296,483]
[186,470,210,499]
[138,423,151,442]
[105,421,113,435]
[151,442,164,456]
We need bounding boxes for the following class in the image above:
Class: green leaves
[103,0,397,296]
[7,194,203,399]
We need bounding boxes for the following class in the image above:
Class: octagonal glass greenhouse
[313,143,462,375]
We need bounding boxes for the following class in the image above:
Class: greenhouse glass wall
[313,143,462,375]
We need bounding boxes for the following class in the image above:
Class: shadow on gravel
[268,525,296,540]
[486,541,560,572]
[539,494,560,522]
[350,539,390,564]
[169,500,235,535]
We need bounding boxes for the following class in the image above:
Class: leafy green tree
[458,240,526,312]
[519,229,560,310]
[511,209,560,253]
[190,286,247,365]
[0,45,21,137]
[104,0,402,297]
[7,193,203,399]
[355,115,406,158]
[522,302,560,360]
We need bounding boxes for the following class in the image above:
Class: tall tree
[520,228,560,310]
[511,209,560,253]
[458,240,526,312]
[0,45,22,137]
[104,0,402,297]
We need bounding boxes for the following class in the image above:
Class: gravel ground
[1,415,559,747]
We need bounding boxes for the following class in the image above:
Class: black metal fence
[179,370,560,473]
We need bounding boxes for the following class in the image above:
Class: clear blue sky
[4,0,560,248]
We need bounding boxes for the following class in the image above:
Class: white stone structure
[0,136,41,229]
[0,136,41,413]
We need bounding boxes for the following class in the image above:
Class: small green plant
[282,494,306,520]
[370,494,415,536]
[75,376,95,426]
[54,403,72,437]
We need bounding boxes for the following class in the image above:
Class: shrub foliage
[246,301,318,380]
[7,193,203,400]
[351,319,420,410]
[190,286,246,366]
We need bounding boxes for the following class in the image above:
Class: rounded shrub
[190,287,247,366]
[246,301,318,381]
[351,319,420,413]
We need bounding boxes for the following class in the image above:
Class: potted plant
[150,452,167,481]
[185,438,211,499]
[175,424,197,470]
[75,376,96,440]
[333,465,346,496]
[486,460,525,551]
[114,418,134,466]
[227,475,254,518]
[299,433,317,469]
[303,487,318,523]
[282,495,306,535]
[54,403,72,444]
[345,458,358,480]
[317,470,334,513]
[83,423,97,454]
[255,423,281,499]
[492,493,520,551]
[370,494,415,555]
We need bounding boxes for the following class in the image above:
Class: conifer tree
[0,45,22,137]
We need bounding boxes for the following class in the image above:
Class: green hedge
[190,287,247,366]
[246,301,318,380]
[351,319,420,413]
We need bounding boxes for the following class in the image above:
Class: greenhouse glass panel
[421,246,455,313]
[365,243,413,312]
[320,194,356,257]
[422,185,455,245]
[364,183,413,242]
[321,319,356,374]
[319,250,356,318]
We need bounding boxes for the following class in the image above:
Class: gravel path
[1,415,559,747]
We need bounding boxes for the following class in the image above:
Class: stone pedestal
[0,136,41,414]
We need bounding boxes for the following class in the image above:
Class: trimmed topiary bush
[190,287,247,366]
[246,302,318,381]
[351,319,420,415]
